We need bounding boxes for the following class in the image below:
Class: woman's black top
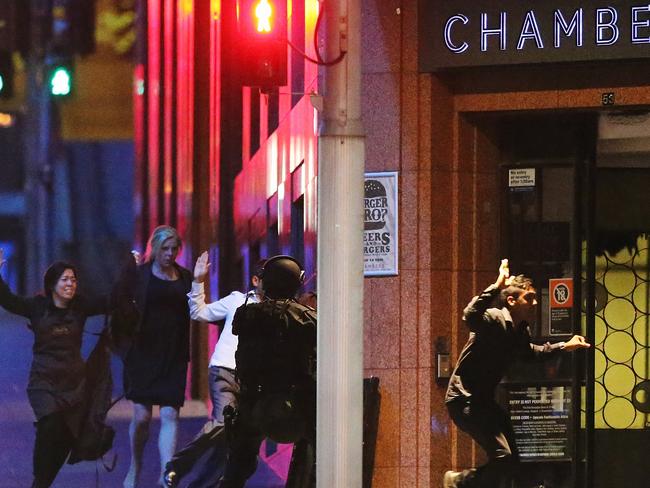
[0,275,106,421]
[122,262,192,407]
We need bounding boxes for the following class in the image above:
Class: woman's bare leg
[158,406,180,484]
[124,403,152,488]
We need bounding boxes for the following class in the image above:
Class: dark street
[0,309,290,488]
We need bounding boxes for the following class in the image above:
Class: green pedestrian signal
[0,51,14,99]
[49,64,73,97]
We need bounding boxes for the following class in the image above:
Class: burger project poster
[364,172,398,276]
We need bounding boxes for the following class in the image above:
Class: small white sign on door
[508,168,536,188]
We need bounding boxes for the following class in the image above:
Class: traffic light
[0,50,13,99]
[48,61,74,98]
[51,0,96,57]
[51,0,73,56]
[237,0,287,88]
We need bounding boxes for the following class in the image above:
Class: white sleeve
[187,282,235,322]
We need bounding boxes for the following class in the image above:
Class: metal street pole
[316,0,365,485]
[23,0,54,292]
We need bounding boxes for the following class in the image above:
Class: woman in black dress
[0,249,107,488]
[122,225,192,488]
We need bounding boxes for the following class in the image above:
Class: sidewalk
[0,310,289,487]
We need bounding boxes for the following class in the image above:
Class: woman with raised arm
[120,225,192,488]
[0,249,108,488]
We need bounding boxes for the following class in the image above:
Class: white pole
[316,0,364,485]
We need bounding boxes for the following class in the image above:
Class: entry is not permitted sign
[507,384,572,462]
[549,278,573,335]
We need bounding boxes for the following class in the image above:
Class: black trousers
[447,398,518,488]
[32,411,76,488]
[218,393,315,488]
[166,366,237,487]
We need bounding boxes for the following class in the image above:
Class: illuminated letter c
[444,14,470,53]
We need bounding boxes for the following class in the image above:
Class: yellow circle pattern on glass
[603,331,636,364]
[633,248,649,280]
[603,397,636,429]
[603,364,636,396]
[632,349,649,381]
[633,282,649,313]
[594,381,607,412]
[594,315,607,346]
[633,316,649,346]
[603,298,636,330]
[595,348,607,379]
[606,248,633,266]
[604,265,637,298]
[586,238,650,430]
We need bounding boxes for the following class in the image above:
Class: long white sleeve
[188,282,239,322]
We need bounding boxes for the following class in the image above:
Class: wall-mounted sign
[506,383,572,462]
[508,168,536,190]
[364,172,398,277]
[549,278,574,335]
[419,0,650,70]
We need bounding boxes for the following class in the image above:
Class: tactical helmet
[260,255,304,298]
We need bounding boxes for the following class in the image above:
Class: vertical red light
[176,0,195,265]
[147,0,161,232]
[133,63,145,247]
[163,0,175,225]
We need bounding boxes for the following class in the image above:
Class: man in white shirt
[164,252,264,488]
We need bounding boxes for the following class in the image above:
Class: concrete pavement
[0,310,289,488]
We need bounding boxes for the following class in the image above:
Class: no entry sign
[549,278,573,335]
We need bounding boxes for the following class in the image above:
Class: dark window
[250,92,260,156]
[266,196,279,255]
[267,90,279,135]
[291,195,305,265]
[248,240,261,287]
[267,221,279,256]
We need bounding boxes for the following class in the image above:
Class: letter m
[554,9,583,47]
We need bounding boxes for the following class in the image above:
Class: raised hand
[0,248,5,270]
[131,250,142,266]
[495,258,510,289]
[563,335,591,351]
[193,251,210,283]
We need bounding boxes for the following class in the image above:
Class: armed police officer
[217,255,317,488]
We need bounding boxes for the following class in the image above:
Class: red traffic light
[254,0,273,33]
[237,0,287,88]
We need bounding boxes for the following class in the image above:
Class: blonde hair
[145,225,183,263]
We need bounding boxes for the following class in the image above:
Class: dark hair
[298,291,317,309]
[499,274,533,306]
[43,261,78,297]
[250,258,267,281]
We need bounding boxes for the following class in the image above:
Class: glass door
[501,163,581,488]
[587,167,650,488]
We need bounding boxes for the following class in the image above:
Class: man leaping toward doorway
[443,259,590,488]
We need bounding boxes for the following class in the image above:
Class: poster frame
[364,171,399,277]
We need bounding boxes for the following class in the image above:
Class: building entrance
[477,111,650,487]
